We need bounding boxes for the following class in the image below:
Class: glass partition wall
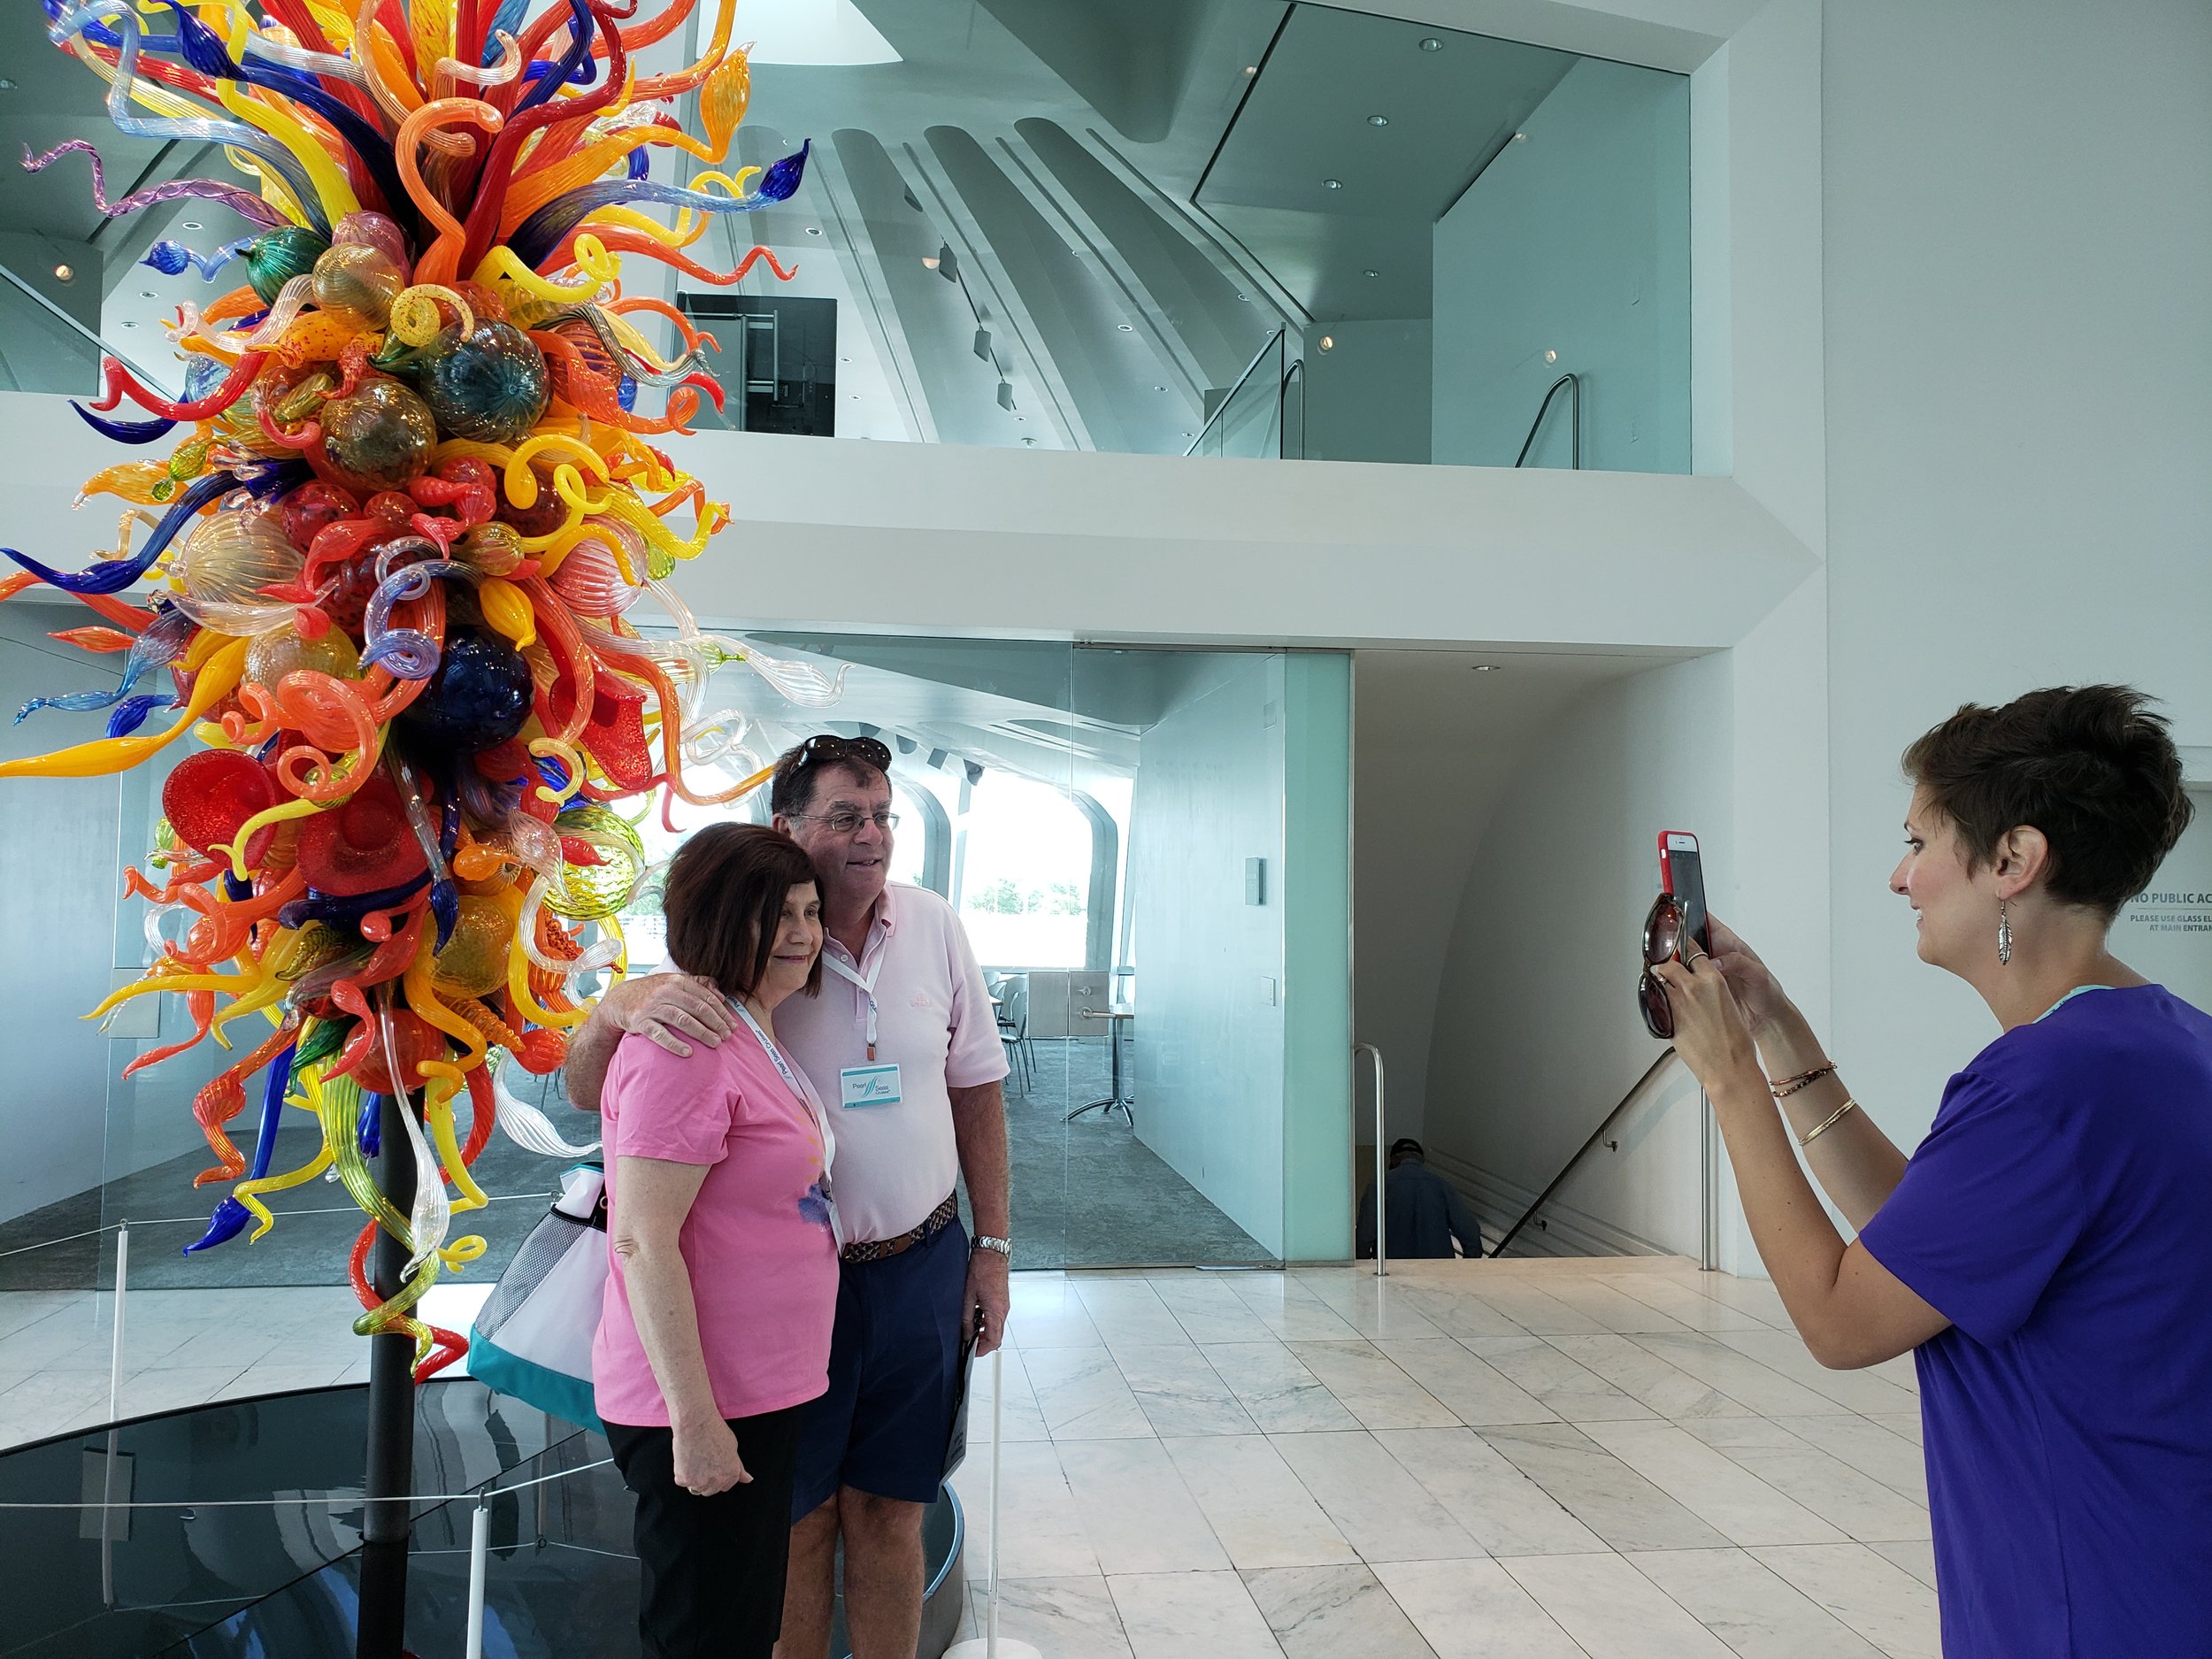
[0,622,1354,1342]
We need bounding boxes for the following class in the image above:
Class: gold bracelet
[1799,1096,1858,1147]
[1770,1062,1837,1100]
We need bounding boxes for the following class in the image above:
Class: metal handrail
[1489,1047,1674,1258]
[1513,371,1582,469]
[1354,1043,1386,1277]
[1186,327,1286,456]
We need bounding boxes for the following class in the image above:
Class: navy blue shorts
[791,1217,970,1518]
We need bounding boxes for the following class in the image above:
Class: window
[956,772,1091,968]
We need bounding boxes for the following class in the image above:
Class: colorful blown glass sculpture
[2,0,841,1379]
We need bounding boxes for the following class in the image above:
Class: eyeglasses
[1638,891,1687,1039]
[791,733,893,774]
[788,810,900,836]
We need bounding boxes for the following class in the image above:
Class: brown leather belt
[841,1193,960,1264]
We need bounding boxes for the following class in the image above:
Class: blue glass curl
[17,603,195,723]
[71,403,175,444]
[2,470,238,595]
[181,1043,295,1254]
[104,693,169,737]
[276,870,432,933]
[508,142,810,269]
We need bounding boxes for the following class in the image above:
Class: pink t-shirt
[592,1021,838,1427]
[772,884,1010,1242]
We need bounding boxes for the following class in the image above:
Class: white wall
[1432,57,1692,471]
[1819,0,2212,1156]
[1423,651,1732,1254]
[1126,654,1287,1255]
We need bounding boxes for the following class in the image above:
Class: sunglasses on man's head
[791,733,894,774]
[1638,891,1689,1040]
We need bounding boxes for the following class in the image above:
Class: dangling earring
[1997,896,2013,966]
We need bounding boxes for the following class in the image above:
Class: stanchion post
[1355,1045,1386,1279]
[465,1500,491,1659]
[357,1088,419,1659]
[942,1347,1041,1659]
[100,1219,130,1608]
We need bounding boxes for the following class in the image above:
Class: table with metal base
[1068,1006,1134,1123]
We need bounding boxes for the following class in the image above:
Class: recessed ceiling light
[804,226,822,235]
[1117,323,1133,332]
[1318,334,1334,351]
[0,77,19,89]
[1367,114,1389,127]
[1324,178,1342,190]
[1152,385,1165,392]
[120,319,137,327]
[1243,65,1256,76]
[181,220,202,230]
[921,255,939,269]
[140,289,156,299]
[1512,133,1527,143]
[51,263,73,281]
[1472,663,1500,672]
[1545,349,1558,363]
[1418,37,1443,52]
[1363,269,1379,278]
[1235,293,1249,302]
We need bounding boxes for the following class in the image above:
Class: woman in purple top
[1653,685,2209,1658]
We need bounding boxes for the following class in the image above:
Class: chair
[995,973,1033,1092]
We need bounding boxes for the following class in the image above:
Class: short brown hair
[1902,685,2194,917]
[660,824,824,999]
[770,734,892,818]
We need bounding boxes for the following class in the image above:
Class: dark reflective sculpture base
[0,1380,964,1659]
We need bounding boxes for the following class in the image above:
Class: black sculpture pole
[357,1086,419,1659]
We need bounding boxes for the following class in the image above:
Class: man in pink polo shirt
[567,734,1012,1659]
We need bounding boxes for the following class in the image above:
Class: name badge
[840,1064,902,1108]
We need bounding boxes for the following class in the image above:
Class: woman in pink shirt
[594,824,841,1659]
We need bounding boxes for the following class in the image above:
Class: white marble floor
[0,1258,1939,1658]
[952,1260,1937,1659]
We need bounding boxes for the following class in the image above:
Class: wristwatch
[972,1234,1011,1257]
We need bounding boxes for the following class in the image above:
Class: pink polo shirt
[772,883,1009,1242]
[592,1025,838,1426]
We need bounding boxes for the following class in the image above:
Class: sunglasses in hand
[1638,891,1694,1040]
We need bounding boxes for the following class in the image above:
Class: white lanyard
[821,949,886,1060]
[730,998,841,1247]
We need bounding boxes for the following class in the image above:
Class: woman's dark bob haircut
[1902,685,2194,918]
[660,824,824,1000]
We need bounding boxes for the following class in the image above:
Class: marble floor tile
[1867,1539,1938,1590]
[1288,1274,1448,1341]
[1114,1344,1259,1437]
[1687,1276,1793,1330]
[1242,1563,1437,1659]
[1371,1340,1557,1427]
[1461,1337,1657,1423]
[1386,1286,1532,1340]
[970,1347,1055,1442]
[1476,1425,1732,1553]
[213,1363,354,1401]
[1160,1434,1359,1570]
[1676,1417,1805,1453]
[1546,1335,1755,1422]
[1056,1437,1231,1573]
[1149,1275,1282,1344]
[1371,1557,1588,1659]
[1707,1330,1919,1417]
[1371,1426,1609,1558]
[1536,1279,1690,1335]
[1201,1343,1363,1433]
[1266,1430,1482,1563]
[1624,1548,1888,1658]
[1626,1335,1846,1418]
[1075,1278,1196,1348]
[1594,1275,1771,1333]
[1222,1277,1365,1342]
[970,1574,1134,1659]
[1576,1423,1845,1548]
[1025,1346,1156,1440]
[1011,1277,1108,1348]
[1107,1569,1284,1659]
[1748,1543,1940,1658]
[1863,1412,1922,1448]
[1284,1340,1459,1430]
[0,1292,89,1341]
[1501,1551,1738,1657]
[116,1364,252,1418]
[1456,1282,1609,1336]
[1711,1445,1930,1542]
[953,1440,1101,1579]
